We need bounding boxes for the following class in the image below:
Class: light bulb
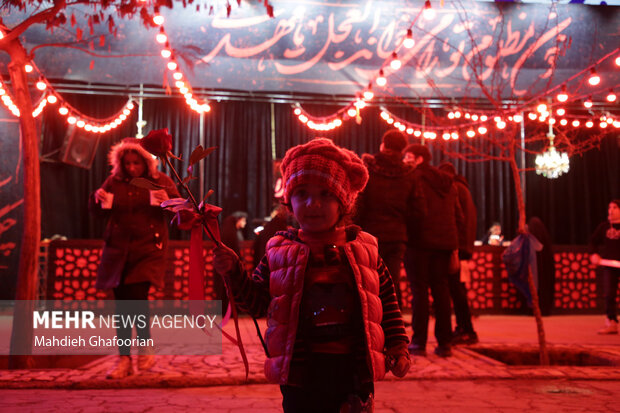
[423,0,436,20]
[390,52,401,70]
[606,90,616,102]
[587,68,600,86]
[376,70,387,87]
[557,85,568,102]
[403,29,415,49]
[583,97,593,109]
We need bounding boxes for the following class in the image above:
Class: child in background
[213,138,410,413]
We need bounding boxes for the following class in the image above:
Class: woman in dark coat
[90,137,179,379]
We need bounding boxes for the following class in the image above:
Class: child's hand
[212,244,240,275]
[386,342,410,378]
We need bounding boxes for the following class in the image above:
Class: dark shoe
[451,330,479,345]
[433,345,452,358]
[408,343,426,356]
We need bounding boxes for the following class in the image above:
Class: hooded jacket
[355,150,423,243]
[408,162,463,251]
[90,139,180,289]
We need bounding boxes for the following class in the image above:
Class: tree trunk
[508,142,549,366]
[6,40,40,369]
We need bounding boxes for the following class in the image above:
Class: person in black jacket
[403,145,463,358]
[354,130,424,308]
[589,199,620,334]
[439,162,478,344]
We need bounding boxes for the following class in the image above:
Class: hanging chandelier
[535,133,570,179]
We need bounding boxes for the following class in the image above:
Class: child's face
[290,183,341,234]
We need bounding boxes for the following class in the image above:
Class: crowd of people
[92,133,618,411]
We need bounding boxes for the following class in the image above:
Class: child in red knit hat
[213,138,409,413]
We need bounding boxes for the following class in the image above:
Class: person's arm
[89,176,114,216]
[213,244,271,318]
[377,257,410,377]
[377,257,408,347]
[589,222,607,264]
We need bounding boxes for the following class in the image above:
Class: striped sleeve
[227,255,272,318]
[377,257,409,349]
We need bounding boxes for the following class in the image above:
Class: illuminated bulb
[403,29,415,49]
[494,116,501,122]
[161,48,172,59]
[585,120,593,128]
[587,68,600,86]
[390,52,401,70]
[528,112,538,120]
[376,70,387,87]
[556,108,565,116]
[560,119,567,126]
[583,97,593,109]
[472,114,479,121]
[572,120,580,127]
[466,130,475,138]
[428,132,437,140]
[202,104,211,112]
[480,115,488,121]
[406,128,413,134]
[334,119,342,126]
[537,103,547,113]
[549,118,556,125]
[414,130,422,137]
[123,109,130,116]
[423,0,436,20]
[616,56,620,66]
[363,89,374,101]
[77,120,85,128]
[600,121,607,129]
[59,107,69,115]
[175,80,185,89]
[126,102,134,110]
[85,124,92,131]
[184,93,192,100]
[442,132,450,140]
[299,115,308,123]
[355,99,366,109]
[92,126,101,133]
[398,124,406,132]
[294,108,302,116]
[167,61,178,71]
[46,95,57,104]
[454,111,462,119]
[478,126,487,134]
[119,114,127,120]
[394,122,401,128]
[606,117,613,125]
[180,87,189,94]
[464,113,470,119]
[557,85,568,102]
[614,121,620,128]
[451,132,459,140]
[513,114,523,123]
[67,116,77,124]
[496,120,506,129]
[36,81,46,91]
[25,64,33,73]
[348,108,357,117]
[156,32,167,44]
[153,14,164,26]
[380,111,389,120]
[447,112,455,119]
[606,90,616,102]
[173,72,183,80]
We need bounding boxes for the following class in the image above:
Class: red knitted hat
[281,138,369,211]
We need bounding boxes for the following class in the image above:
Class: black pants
[378,241,406,309]
[280,354,373,413]
[113,281,151,356]
[448,271,475,333]
[404,247,452,348]
[603,267,620,322]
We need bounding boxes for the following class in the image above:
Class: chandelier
[535,133,570,179]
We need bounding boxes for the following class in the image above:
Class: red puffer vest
[263,230,386,384]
